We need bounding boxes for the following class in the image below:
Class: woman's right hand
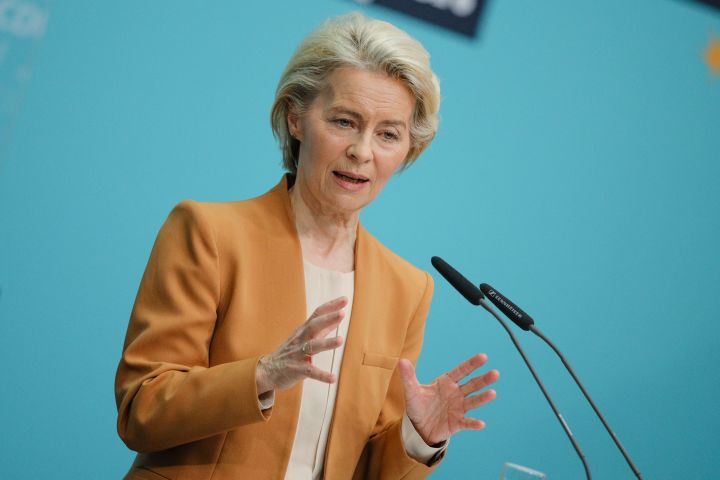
[255,296,348,395]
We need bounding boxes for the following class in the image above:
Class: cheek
[376,147,408,181]
[373,160,399,187]
[312,130,348,164]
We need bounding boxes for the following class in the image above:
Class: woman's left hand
[399,353,500,446]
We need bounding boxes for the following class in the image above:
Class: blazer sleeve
[352,272,446,480]
[115,200,270,453]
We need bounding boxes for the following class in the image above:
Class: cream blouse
[258,260,445,479]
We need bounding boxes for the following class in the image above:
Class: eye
[382,131,398,141]
[336,118,352,127]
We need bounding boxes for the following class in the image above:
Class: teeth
[337,173,364,184]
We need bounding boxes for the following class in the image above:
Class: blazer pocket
[362,352,398,370]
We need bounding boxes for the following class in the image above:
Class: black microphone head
[431,257,484,306]
[479,283,535,330]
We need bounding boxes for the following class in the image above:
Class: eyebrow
[328,106,407,129]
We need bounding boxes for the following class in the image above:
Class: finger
[464,389,497,412]
[302,365,338,384]
[446,353,488,383]
[306,296,348,322]
[398,359,419,394]
[303,336,343,356]
[459,416,486,431]
[459,369,500,396]
[308,310,345,339]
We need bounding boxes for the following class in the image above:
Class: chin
[327,194,367,215]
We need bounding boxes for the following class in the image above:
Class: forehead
[319,68,414,121]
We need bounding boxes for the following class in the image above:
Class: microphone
[430,257,484,305]
[431,257,591,480]
[479,283,643,480]
[480,283,534,330]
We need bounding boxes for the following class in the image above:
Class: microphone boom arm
[478,298,592,480]
[528,325,644,480]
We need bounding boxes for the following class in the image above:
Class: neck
[289,177,358,273]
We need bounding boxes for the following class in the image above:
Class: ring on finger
[302,342,313,357]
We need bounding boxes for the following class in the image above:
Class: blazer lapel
[323,223,384,478]
[257,175,309,479]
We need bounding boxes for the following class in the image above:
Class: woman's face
[288,68,414,218]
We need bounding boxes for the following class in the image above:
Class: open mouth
[333,171,369,184]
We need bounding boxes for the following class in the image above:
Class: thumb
[398,358,419,394]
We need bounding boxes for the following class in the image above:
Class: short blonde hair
[271,12,441,175]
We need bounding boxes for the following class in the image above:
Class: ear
[287,108,301,140]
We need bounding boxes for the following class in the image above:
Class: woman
[115,12,499,480]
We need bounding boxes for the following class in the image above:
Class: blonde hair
[270,12,441,175]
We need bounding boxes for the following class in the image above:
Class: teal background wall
[0,1,718,478]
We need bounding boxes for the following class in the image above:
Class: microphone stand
[529,325,643,480]
[478,298,592,480]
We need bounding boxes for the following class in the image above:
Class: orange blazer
[115,175,443,480]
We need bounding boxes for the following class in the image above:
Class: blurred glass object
[0,0,51,162]
[500,462,547,480]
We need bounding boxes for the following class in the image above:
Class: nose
[347,131,373,164]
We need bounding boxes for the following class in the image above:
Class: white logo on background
[414,0,477,17]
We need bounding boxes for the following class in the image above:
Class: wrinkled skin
[400,354,499,445]
[256,297,347,395]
